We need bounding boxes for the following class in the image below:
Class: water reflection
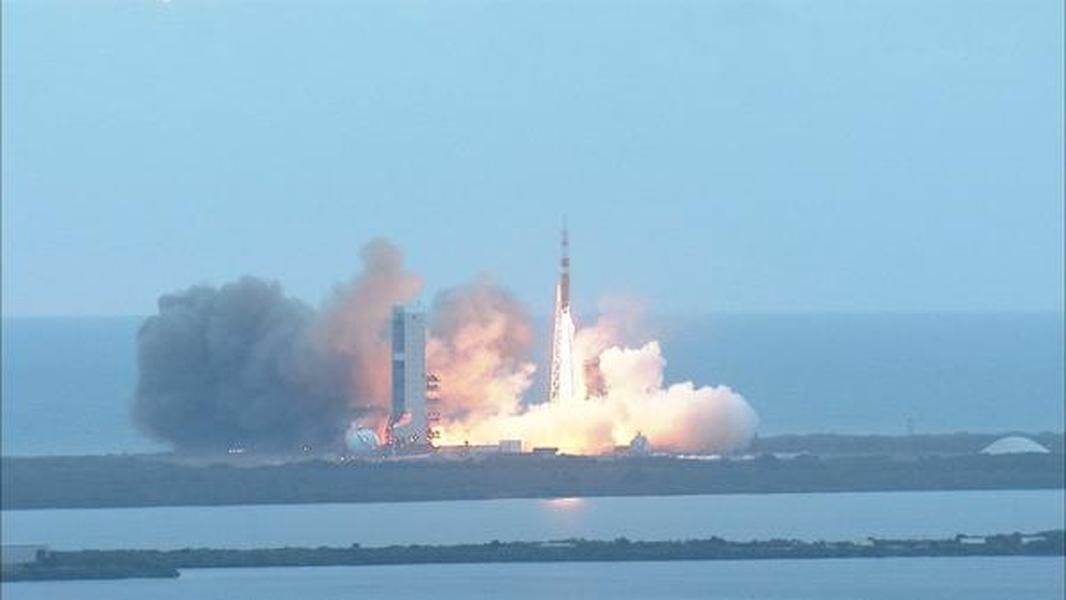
[543,497,585,511]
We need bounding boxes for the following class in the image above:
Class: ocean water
[2,313,1063,456]
[3,558,1063,600]
[2,490,1062,550]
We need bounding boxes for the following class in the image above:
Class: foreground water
[2,313,1063,456]
[2,490,1062,550]
[3,557,1063,600]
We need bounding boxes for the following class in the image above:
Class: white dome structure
[980,436,1050,455]
[345,427,380,454]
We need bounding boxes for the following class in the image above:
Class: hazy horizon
[4,311,1062,457]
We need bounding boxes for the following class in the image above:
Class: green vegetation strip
[4,531,1062,582]
[4,452,1064,510]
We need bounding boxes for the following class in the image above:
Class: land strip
[4,530,1063,582]
[3,451,1063,510]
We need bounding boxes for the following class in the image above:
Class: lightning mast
[549,225,576,403]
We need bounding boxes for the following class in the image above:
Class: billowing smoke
[133,239,418,452]
[135,238,758,454]
[426,276,537,423]
[315,239,421,430]
[431,301,759,454]
[133,277,349,451]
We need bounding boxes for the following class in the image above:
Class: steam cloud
[315,239,421,429]
[426,276,537,424]
[431,306,759,454]
[134,240,758,454]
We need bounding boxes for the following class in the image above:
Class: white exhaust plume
[430,229,759,454]
[432,315,759,454]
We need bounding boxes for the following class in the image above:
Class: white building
[498,439,523,454]
[389,306,428,447]
[980,436,1050,455]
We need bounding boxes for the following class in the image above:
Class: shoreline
[5,531,1063,582]
[4,452,1063,511]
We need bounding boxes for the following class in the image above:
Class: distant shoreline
[3,449,1062,511]
[4,531,1063,582]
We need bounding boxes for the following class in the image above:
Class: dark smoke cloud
[133,277,350,452]
[133,240,419,453]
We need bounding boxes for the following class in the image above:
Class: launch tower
[388,305,429,447]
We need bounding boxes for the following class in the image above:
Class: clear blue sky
[3,0,1063,316]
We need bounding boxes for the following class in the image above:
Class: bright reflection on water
[544,497,585,511]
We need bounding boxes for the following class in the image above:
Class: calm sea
[3,491,1064,599]
[2,313,1063,456]
[3,558,1063,600]
[2,490,1062,550]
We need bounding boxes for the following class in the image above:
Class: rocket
[558,226,570,310]
[549,225,576,403]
